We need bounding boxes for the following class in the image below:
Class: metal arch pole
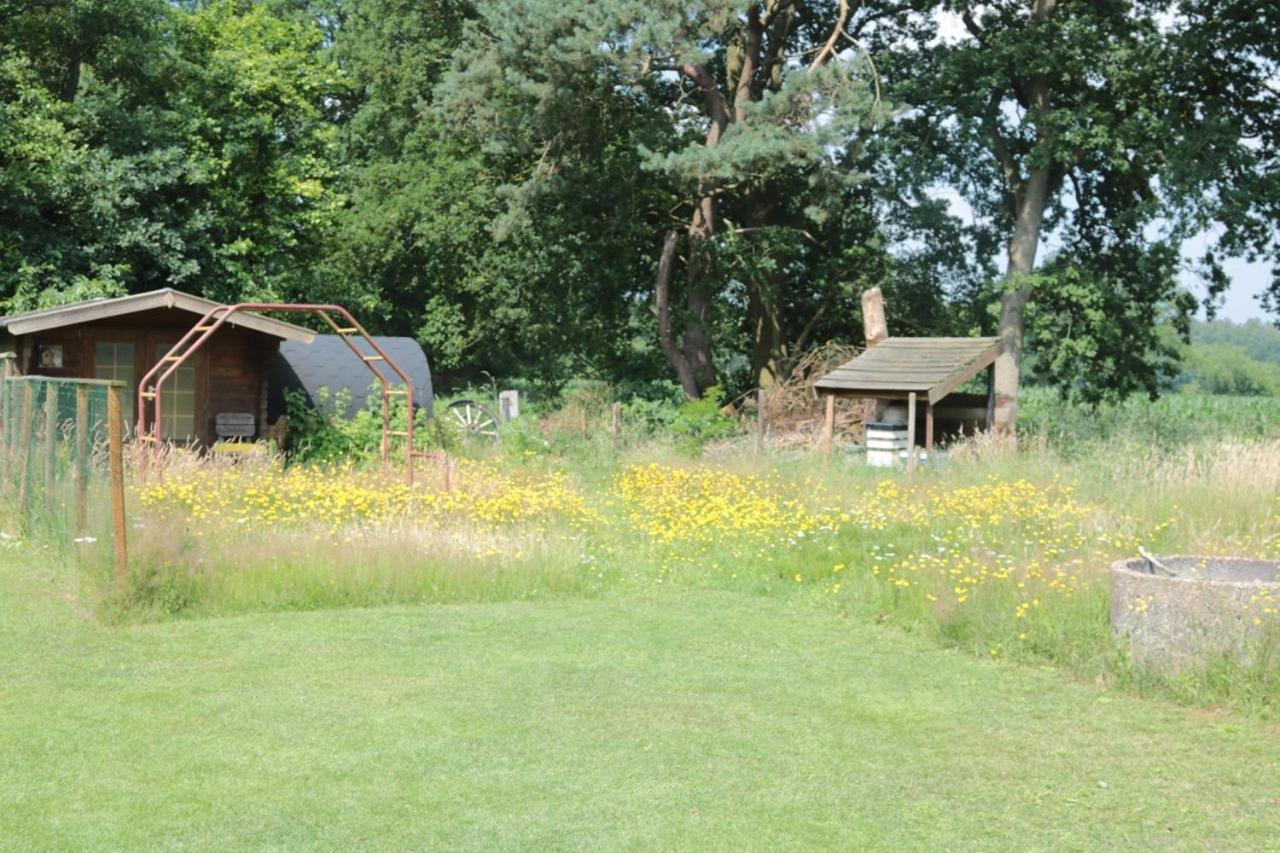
[139,305,234,481]
[315,306,417,482]
[140,303,420,485]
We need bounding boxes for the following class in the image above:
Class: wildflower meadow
[108,428,1280,714]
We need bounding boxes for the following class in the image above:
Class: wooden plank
[985,364,995,430]
[876,336,1000,346]
[824,368,954,381]
[821,391,916,401]
[925,402,934,458]
[927,340,1002,404]
[816,379,934,391]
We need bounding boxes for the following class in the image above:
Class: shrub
[669,386,740,455]
[285,386,454,465]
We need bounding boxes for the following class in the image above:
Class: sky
[1181,247,1273,324]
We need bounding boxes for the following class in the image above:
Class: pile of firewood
[756,342,865,447]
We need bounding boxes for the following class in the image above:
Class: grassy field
[3,547,1280,849]
[101,430,1280,715]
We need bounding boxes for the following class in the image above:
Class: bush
[669,386,740,455]
[285,386,454,465]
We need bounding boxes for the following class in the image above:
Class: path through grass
[2,551,1278,849]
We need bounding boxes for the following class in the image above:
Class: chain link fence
[1,376,127,578]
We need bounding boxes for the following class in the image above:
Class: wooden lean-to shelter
[813,289,1003,462]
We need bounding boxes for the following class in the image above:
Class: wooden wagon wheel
[447,399,500,442]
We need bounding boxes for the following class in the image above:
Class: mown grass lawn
[2,551,1278,850]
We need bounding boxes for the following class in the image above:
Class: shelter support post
[925,402,934,461]
[822,393,835,462]
[906,392,917,477]
[985,364,995,431]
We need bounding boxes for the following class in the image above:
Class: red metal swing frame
[136,303,438,485]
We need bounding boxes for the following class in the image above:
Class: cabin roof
[813,336,1002,405]
[0,288,315,342]
[269,335,434,421]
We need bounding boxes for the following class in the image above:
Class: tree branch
[961,6,984,42]
[809,0,851,70]
[680,62,731,144]
[734,5,763,123]
[984,90,1021,192]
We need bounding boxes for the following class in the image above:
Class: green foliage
[1017,386,1280,454]
[1,0,1276,407]
[284,386,451,465]
[1179,344,1280,397]
[669,386,739,455]
[1023,247,1192,403]
[0,0,340,311]
[1192,319,1280,366]
[873,1,1278,401]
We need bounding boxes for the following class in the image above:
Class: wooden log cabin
[0,289,315,446]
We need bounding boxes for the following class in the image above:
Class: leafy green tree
[328,0,674,385]
[439,0,889,397]
[0,0,340,311]
[872,1,1278,417]
[1180,343,1280,396]
[1162,0,1280,317]
[1192,318,1280,366]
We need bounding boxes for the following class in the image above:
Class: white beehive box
[865,422,908,467]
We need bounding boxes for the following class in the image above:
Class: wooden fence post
[906,392,918,478]
[44,384,58,520]
[610,402,622,443]
[107,384,128,586]
[75,386,89,535]
[755,387,767,453]
[17,382,34,532]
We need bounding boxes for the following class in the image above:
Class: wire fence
[0,376,127,579]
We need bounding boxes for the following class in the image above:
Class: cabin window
[153,343,196,442]
[94,342,135,430]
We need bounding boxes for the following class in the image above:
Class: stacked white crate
[865,421,908,467]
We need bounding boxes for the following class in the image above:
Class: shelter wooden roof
[814,336,1002,405]
[0,288,314,343]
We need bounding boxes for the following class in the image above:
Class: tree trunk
[654,230,701,398]
[992,0,1057,435]
[991,165,1051,435]
[680,196,718,394]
